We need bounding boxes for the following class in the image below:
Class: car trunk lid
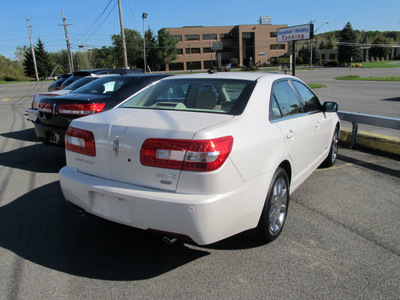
[68,108,233,191]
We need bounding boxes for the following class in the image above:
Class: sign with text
[277,24,314,42]
[212,41,223,51]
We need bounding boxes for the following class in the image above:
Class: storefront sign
[277,24,314,42]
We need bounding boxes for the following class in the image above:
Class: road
[296,67,400,138]
[0,75,399,299]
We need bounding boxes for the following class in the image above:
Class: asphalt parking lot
[0,74,399,299]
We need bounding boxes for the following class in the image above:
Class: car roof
[159,72,295,82]
[72,69,143,76]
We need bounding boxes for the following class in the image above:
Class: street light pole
[310,21,329,69]
[142,12,148,73]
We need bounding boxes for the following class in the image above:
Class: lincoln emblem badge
[113,136,119,158]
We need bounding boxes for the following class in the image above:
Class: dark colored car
[60,69,143,89]
[323,61,339,67]
[48,74,72,92]
[35,74,169,146]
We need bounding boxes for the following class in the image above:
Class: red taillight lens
[31,95,36,109]
[38,101,52,113]
[33,94,60,109]
[65,127,96,156]
[58,103,106,115]
[140,136,233,172]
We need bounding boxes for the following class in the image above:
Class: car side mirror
[322,101,338,112]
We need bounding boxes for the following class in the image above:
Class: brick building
[164,22,288,71]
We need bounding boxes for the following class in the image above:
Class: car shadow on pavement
[0,143,66,173]
[1,128,38,143]
[382,97,400,102]
[0,182,209,280]
[337,153,400,178]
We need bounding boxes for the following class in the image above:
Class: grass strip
[335,75,400,81]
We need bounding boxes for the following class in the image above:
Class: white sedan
[59,72,340,245]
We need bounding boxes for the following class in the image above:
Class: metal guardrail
[337,111,400,147]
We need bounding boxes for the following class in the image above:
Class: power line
[73,0,116,45]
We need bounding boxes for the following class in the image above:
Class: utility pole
[118,0,129,69]
[60,10,74,73]
[26,18,39,82]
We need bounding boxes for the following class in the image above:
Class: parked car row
[28,74,115,122]
[34,74,168,146]
[47,68,144,92]
[49,72,340,246]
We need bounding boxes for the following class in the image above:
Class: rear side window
[291,81,322,113]
[73,77,133,95]
[270,80,303,118]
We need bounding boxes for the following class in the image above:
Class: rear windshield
[119,79,255,115]
[72,76,134,95]
[64,77,98,91]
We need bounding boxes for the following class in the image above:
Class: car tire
[321,127,339,168]
[255,167,289,243]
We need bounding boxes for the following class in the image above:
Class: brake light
[65,127,96,156]
[58,103,106,115]
[38,101,52,113]
[31,95,36,109]
[140,136,233,172]
[33,94,60,109]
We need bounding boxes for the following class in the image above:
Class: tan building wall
[165,23,288,71]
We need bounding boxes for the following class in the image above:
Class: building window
[169,62,184,71]
[185,34,200,41]
[172,35,182,42]
[329,53,336,60]
[321,54,326,60]
[176,48,183,55]
[203,34,217,40]
[242,32,253,39]
[186,48,200,54]
[270,44,285,50]
[270,32,277,38]
[187,61,201,70]
[204,60,215,69]
[203,47,212,53]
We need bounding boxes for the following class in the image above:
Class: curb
[339,128,400,156]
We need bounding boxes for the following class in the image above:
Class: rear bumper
[59,166,271,245]
[28,109,38,123]
[34,121,67,146]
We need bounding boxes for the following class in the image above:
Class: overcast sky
[1,0,399,59]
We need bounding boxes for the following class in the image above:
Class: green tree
[91,46,116,69]
[23,39,54,79]
[23,47,35,78]
[35,38,54,78]
[112,28,143,68]
[145,28,163,71]
[298,45,321,65]
[319,40,327,50]
[157,28,178,71]
[369,37,393,60]
[0,54,27,81]
[338,22,362,65]
[49,50,70,74]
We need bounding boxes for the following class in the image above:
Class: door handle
[286,129,295,139]
[316,121,321,129]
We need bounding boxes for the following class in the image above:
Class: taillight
[38,101,52,113]
[33,94,60,109]
[140,136,233,172]
[65,127,96,156]
[58,103,106,115]
[31,95,36,109]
